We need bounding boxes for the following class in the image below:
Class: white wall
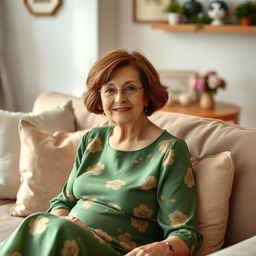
[99,0,256,128]
[2,0,256,127]
[2,0,98,111]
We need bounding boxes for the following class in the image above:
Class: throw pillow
[0,100,75,199]
[192,151,235,256]
[10,120,87,216]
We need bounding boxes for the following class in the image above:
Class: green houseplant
[164,1,185,25]
[235,1,256,25]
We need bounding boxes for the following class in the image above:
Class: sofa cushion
[10,120,87,217]
[192,152,234,256]
[0,201,23,242]
[0,101,75,199]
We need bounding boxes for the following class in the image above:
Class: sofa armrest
[208,236,256,256]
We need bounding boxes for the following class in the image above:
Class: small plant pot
[240,17,251,26]
[168,13,181,25]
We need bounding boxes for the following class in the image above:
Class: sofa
[0,91,255,255]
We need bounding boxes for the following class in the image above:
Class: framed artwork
[132,0,169,23]
[158,70,198,105]
[23,0,62,16]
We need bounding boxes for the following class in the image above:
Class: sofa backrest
[33,91,256,247]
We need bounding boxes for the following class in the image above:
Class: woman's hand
[59,216,88,229]
[124,241,171,256]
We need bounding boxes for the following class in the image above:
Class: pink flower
[193,77,206,91]
[193,71,227,94]
[208,74,221,89]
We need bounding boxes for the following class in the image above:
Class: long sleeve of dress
[47,133,88,213]
[157,139,203,255]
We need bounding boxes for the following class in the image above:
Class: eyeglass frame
[98,84,144,98]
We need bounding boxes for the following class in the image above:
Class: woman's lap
[0,212,121,256]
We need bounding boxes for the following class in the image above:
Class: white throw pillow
[0,100,75,199]
[192,152,235,256]
[10,120,87,216]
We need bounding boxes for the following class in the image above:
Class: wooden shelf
[151,23,256,33]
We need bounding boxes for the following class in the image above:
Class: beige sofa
[0,91,255,255]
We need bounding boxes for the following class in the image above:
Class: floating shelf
[151,23,256,33]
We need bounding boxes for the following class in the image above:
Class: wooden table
[161,101,241,124]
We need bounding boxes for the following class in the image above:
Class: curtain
[0,1,15,111]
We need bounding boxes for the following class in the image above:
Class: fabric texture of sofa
[0,91,255,255]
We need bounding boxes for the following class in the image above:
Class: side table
[161,101,241,124]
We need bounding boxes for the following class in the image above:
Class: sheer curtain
[0,2,15,111]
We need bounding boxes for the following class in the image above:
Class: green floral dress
[0,127,203,256]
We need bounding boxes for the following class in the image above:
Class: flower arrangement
[193,71,227,95]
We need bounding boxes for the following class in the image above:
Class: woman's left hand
[124,241,171,256]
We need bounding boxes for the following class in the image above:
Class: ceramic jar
[183,0,202,23]
[200,92,215,109]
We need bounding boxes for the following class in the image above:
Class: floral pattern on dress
[184,167,195,188]
[133,154,153,164]
[61,240,79,256]
[162,149,175,165]
[29,216,49,235]
[168,210,188,228]
[64,190,74,201]
[105,179,126,190]
[118,233,137,251]
[133,204,153,219]
[131,218,149,232]
[83,198,97,208]
[159,139,176,153]
[87,138,103,153]
[86,162,105,175]
[95,229,112,243]
[140,176,157,190]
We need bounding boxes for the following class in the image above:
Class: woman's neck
[109,118,163,151]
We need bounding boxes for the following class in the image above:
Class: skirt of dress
[0,212,122,256]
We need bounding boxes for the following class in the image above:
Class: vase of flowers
[193,71,227,109]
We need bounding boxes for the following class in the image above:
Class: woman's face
[100,65,148,126]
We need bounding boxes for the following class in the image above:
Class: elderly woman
[0,50,203,256]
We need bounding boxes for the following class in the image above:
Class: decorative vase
[167,13,180,25]
[200,92,215,109]
[183,0,202,23]
[207,0,228,26]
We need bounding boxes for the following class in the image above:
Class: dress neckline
[107,126,167,153]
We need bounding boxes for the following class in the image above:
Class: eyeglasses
[99,84,143,98]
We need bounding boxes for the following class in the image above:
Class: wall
[2,0,256,127]
[100,0,256,128]
[1,0,99,111]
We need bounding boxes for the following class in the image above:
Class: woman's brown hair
[84,49,168,116]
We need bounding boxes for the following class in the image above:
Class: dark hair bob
[84,49,168,116]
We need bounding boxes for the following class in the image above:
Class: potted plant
[235,1,256,25]
[164,1,185,25]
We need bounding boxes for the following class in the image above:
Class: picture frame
[132,0,169,23]
[23,0,62,16]
[158,70,198,105]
